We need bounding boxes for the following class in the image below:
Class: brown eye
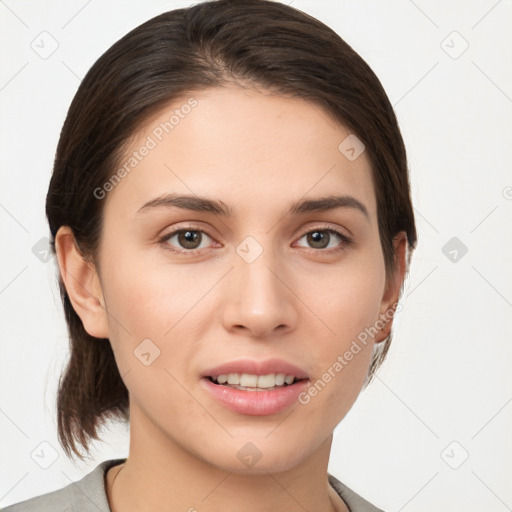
[162,229,213,252]
[307,231,331,249]
[178,230,202,249]
[296,228,352,252]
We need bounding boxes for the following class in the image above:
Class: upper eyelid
[295,224,352,240]
[160,223,350,238]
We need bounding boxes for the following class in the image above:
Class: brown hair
[46,0,417,460]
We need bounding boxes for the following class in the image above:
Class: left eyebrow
[135,193,369,221]
[288,194,369,220]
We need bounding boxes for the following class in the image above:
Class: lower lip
[200,377,309,416]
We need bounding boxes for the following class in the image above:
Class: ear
[54,226,109,339]
[374,231,408,344]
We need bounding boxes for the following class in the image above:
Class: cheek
[304,252,385,346]
[98,243,226,386]
[295,251,384,414]
[295,282,377,439]
[100,247,206,335]
[98,255,206,419]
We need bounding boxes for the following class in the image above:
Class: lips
[200,358,310,415]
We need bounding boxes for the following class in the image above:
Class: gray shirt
[1,458,385,512]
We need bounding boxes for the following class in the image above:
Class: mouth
[205,373,307,392]
[200,359,310,415]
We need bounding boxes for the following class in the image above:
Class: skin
[56,84,407,512]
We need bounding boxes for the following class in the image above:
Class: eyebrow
[136,193,369,220]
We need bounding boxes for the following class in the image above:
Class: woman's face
[88,84,404,472]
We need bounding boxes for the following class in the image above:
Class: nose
[221,243,299,339]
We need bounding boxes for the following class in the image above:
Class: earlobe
[375,232,408,343]
[54,226,109,339]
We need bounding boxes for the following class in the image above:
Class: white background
[1,1,511,510]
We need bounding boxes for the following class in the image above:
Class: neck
[106,403,347,512]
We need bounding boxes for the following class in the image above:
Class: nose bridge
[222,234,297,336]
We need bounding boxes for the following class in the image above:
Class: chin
[195,429,323,475]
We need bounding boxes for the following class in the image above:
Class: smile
[200,359,310,415]
[207,372,301,391]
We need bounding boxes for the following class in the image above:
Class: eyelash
[158,224,353,255]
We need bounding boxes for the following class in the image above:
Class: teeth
[227,373,240,385]
[256,374,276,388]
[212,373,298,388]
[240,374,258,387]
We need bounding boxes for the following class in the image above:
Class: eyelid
[297,223,352,240]
[158,221,217,240]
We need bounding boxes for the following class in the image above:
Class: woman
[2,1,417,511]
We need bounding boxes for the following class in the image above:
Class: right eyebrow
[136,193,232,216]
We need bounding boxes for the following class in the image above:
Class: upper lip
[201,358,309,380]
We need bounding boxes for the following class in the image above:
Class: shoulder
[1,459,126,512]
[328,473,387,512]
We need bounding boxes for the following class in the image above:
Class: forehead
[104,84,377,222]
